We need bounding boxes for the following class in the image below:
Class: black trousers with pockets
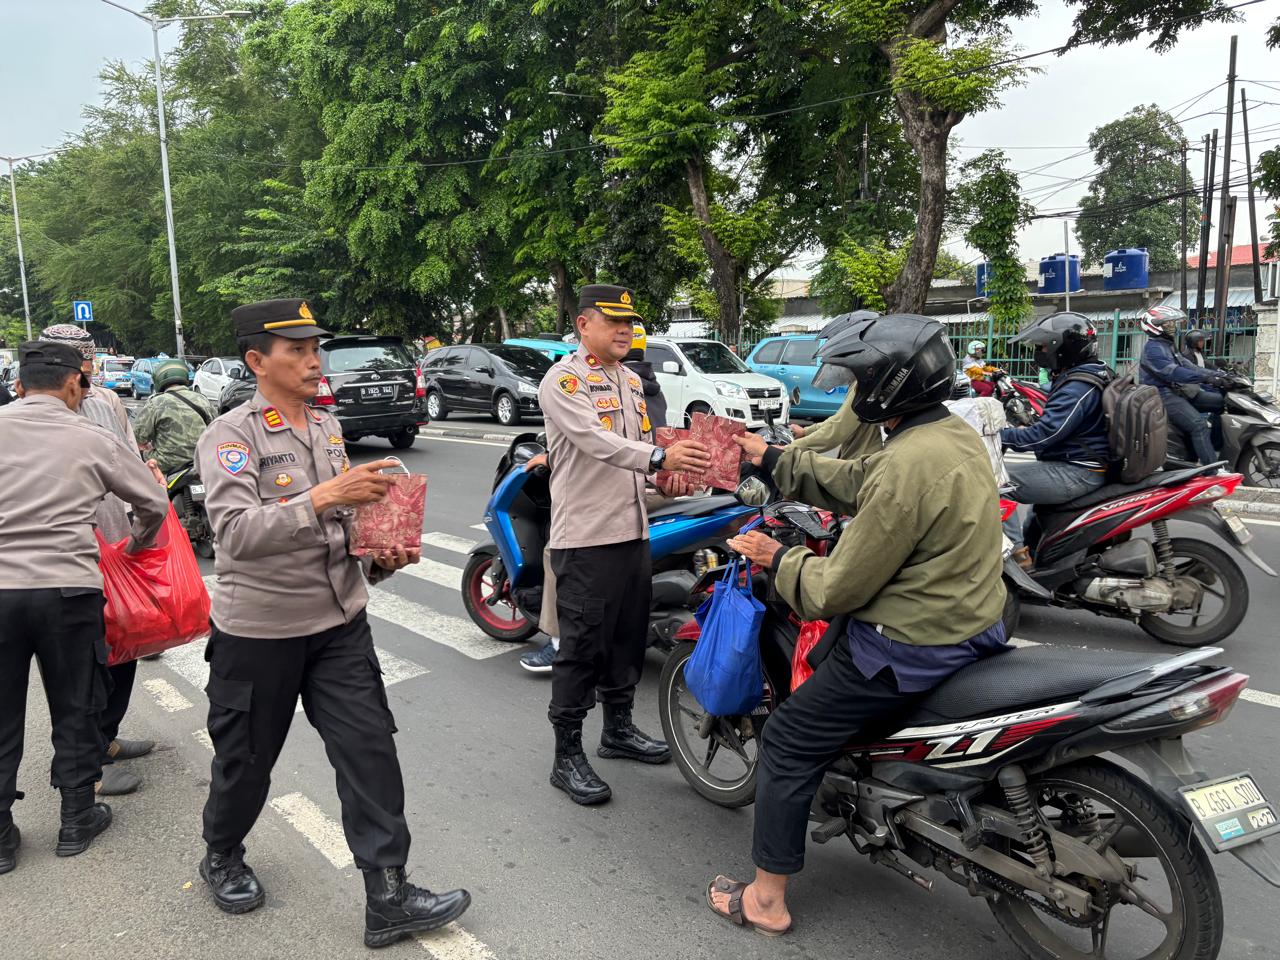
[0,589,109,820]
[200,610,410,870]
[751,637,924,875]
[99,660,137,761]
[548,539,652,727]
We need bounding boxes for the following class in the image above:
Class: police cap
[231,298,331,340]
[19,340,90,388]
[578,284,641,321]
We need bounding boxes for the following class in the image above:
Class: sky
[1,0,1278,276]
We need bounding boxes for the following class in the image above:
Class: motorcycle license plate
[1178,772,1280,852]
[189,484,206,501]
[1214,503,1252,544]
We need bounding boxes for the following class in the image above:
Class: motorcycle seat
[905,646,1169,723]
[647,494,741,520]
[1050,464,1221,511]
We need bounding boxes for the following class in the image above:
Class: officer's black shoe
[199,845,266,915]
[363,866,471,948]
[598,704,671,765]
[55,786,112,857]
[550,725,612,805]
[0,821,19,875]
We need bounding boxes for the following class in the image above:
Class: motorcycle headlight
[517,382,538,395]
[714,380,747,399]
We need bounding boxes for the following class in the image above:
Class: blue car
[129,355,194,399]
[503,337,576,362]
[745,334,846,419]
[96,357,136,397]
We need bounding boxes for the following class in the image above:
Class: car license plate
[758,399,782,410]
[1214,502,1252,544]
[1179,772,1280,851]
[360,385,396,400]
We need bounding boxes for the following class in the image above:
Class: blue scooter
[461,433,758,649]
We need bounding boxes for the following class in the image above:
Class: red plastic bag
[97,506,211,665]
[791,619,829,691]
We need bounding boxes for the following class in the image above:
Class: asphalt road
[7,429,1280,960]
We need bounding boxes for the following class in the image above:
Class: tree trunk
[497,304,512,341]
[551,261,573,334]
[685,155,741,343]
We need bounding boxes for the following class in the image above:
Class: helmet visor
[812,359,856,392]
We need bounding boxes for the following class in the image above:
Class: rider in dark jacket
[1000,313,1110,566]
[1138,306,1225,466]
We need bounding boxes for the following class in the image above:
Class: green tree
[932,248,976,282]
[1075,105,1197,271]
[952,149,1032,332]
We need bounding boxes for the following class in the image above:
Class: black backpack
[1061,367,1168,484]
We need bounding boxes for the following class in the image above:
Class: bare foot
[707,876,792,933]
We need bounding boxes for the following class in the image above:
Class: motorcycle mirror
[735,476,771,508]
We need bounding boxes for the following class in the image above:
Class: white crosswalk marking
[364,590,512,660]
[268,793,353,869]
[142,677,193,712]
[470,523,487,531]
[417,926,497,960]
[398,557,463,590]
[421,532,476,554]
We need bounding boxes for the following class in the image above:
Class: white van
[645,337,788,428]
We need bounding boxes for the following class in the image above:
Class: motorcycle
[991,370,1047,427]
[166,462,214,558]
[660,478,1280,960]
[1164,372,1280,488]
[461,433,758,648]
[1002,465,1275,647]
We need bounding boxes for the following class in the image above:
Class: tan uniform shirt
[538,345,658,549]
[196,389,388,639]
[0,394,168,590]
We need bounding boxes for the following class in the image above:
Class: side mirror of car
[476,366,494,376]
[661,360,681,375]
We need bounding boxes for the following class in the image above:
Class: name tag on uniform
[259,452,299,469]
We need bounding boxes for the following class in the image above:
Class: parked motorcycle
[660,479,1280,960]
[1002,465,1274,647]
[166,462,213,558]
[1164,372,1280,488]
[461,433,757,647]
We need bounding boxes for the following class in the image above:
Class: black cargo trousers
[200,609,411,869]
[547,539,652,727]
[0,589,110,823]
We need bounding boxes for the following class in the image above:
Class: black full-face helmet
[813,314,956,423]
[1010,311,1099,373]
[817,309,881,342]
[1184,328,1210,352]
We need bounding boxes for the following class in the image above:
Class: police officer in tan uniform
[195,299,470,948]
[538,285,709,805]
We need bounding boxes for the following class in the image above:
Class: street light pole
[100,1,250,359]
[3,157,34,340]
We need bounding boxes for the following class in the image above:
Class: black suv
[423,343,551,426]
[219,335,426,448]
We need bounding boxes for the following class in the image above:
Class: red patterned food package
[654,426,689,489]
[351,462,428,556]
[690,412,747,491]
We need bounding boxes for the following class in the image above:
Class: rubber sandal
[705,876,793,938]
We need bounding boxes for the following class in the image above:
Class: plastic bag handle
[378,456,411,475]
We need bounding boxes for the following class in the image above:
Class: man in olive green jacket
[705,315,1007,938]
[787,387,882,461]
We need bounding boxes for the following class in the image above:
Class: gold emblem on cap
[298,301,313,320]
[620,290,632,304]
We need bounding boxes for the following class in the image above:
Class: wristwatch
[649,447,666,473]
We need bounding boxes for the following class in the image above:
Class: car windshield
[490,345,553,379]
[104,361,130,373]
[322,341,415,373]
[679,341,750,375]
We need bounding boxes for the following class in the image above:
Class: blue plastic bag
[684,558,766,716]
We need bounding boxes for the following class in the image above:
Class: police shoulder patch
[558,374,580,396]
[216,441,250,475]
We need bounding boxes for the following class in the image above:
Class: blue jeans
[1164,390,1224,466]
[1003,460,1107,547]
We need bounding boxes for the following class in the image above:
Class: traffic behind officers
[0,341,168,875]
[195,299,470,948]
[538,285,710,805]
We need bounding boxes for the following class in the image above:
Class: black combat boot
[55,786,112,857]
[363,867,471,948]
[0,818,19,875]
[598,703,671,764]
[199,845,265,915]
[550,724,612,805]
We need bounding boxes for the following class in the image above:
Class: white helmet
[1140,305,1184,339]
[967,340,985,356]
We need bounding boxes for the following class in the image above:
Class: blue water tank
[1038,253,1080,295]
[1102,248,1150,290]
[975,261,992,297]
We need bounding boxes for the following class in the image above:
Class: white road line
[142,677,193,713]
[422,435,508,448]
[1242,689,1280,709]
[364,590,513,660]
[268,793,353,869]
[399,557,464,590]
[421,532,476,555]
[1242,517,1280,527]
[192,729,213,752]
[470,523,487,532]
[416,926,497,960]
[375,647,430,685]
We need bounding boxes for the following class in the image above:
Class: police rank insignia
[274,473,293,487]
[216,441,250,475]
[262,407,284,428]
[558,374,580,395]
[327,434,344,445]
[598,414,614,431]
[586,373,604,383]
[585,354,601,368]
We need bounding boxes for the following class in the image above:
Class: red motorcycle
[990,370,1047,426]
[1003,465,1275,647]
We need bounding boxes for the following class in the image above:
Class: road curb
[1225,499,1280,519]
[419,426,518,442]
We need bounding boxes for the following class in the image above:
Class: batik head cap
[39,323,96,360]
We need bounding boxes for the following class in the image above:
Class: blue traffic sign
[72,300,93,323]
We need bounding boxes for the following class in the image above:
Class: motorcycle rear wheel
[1139,538,1248,647]
[658,641,760,808]
[461,552,540,643]
[989,759,1223,960]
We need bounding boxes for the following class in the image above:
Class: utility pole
[1214,196,1238,353]
[3,157,33,340]
[1180,141,1188,313]
[1213,35,1238,350]
[1196,130,1216,318]
[860,123,869,201]
[1240,89,1264,304]
[1063,221,1073,312]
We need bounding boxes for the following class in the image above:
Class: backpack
[1062,368,1168,484]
